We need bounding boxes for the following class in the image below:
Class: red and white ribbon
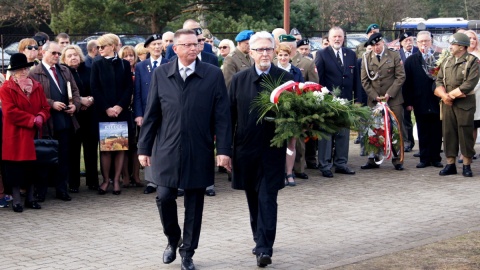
[270,81,322,104]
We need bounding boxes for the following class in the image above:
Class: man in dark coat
[403,31,443,169]
[229,31,293,268]
[137,29,232,270]
[315,26,359,178]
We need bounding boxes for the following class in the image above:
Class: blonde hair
[217,39,235,57]
[97,33,120,52]
[464,30,480,53]
[18,38,38,52]
[134,43,149,56]
[275,43,292,55]
[60,45,86,64]
[119,45,138,66]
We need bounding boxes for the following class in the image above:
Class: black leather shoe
[439,164,457,176]
[181,257,195,270]
[413,152,420,157]
[463,165,473,177]
[416,162,431,168]
[257,253,272,267]
[143,186,156,194]
[361,163,380,169]
[431,162,443,168]
[24,201,41,209]
[56,192,72,201]
[205,189,216,196]
[163,244,177,264]
[177,189,185,197]
[394,164,404,171]
[335,167,356,175]
[252,247,256,255]
[404,146,412,152]
[12,204,23,213]
[353,137,361,144]
[321,170,333,178]
[294,172,308,179]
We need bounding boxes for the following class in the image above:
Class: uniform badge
[370,71,375,75]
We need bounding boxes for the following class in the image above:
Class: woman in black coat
[90,34,133,195]
[61,45,99,192]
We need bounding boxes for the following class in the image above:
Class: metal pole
[284,0,290,33]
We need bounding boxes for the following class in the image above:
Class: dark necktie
[376,55,381,62]
[153,60,158,69]
[50,66,60,85]
[336,51,343,67]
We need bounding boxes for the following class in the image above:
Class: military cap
[235,30,254,42]
[364,33,383,47]
[365,24,379,34]
[33,35,46,47]
[399,32,413,43]
[448,33,470,47]
[203,29,213,39]
[297,38,310,47]
[192,28,203,36]
[279,34,296,42]
[290,28,301,36]
[144,34,162,47]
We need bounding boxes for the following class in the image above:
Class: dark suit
[403,52,442,164]
[137,59,231,258]
[315,46,359,172]
[133,57,168,119]
[400,46,419,150]
[229,64,293,257]
[165,43,213,60]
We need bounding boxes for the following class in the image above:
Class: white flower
[321,87,330,94]
[333,97,348,105]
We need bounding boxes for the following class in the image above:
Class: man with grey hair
[229,31,293,268]
[161,31,174,58]
[403,31,443,169]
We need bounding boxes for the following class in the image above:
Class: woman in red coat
[0,53,50,212]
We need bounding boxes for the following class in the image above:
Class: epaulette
[388,48,397,52]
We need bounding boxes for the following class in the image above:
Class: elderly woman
[91,34,133,195]
[0,53,50,212]
[274,44,304,186]
[134,43,149,62]
[118,45,142,188]
[60,45,98,192]
[217,39,235,68]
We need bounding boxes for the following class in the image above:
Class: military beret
[364,33,383,47]
[235,30,254,42]
[279,34,296,42]
[297,38,310,47]
[290,28,301,36]
[399,32,413,43]
[33,35,46,47]
[365,24,379,34]
[144,34,162,47]
[192,28,203,36]
[203,29,212,39]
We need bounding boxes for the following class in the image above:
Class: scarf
[14,77,33,97]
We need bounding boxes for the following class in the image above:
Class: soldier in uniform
[360,33,406,170]
[297,38,311,57]
[222,30,254,88]
[434,32,480,177]
[356,24,380,59]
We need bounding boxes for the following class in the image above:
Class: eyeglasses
[219,46,229,50]
[197,38,206,43]
[251,47,274,53]
[176,43,199,48]
[417,39,432,43]
[97,45,110,50]
[49,51,62,56]
[26,45,39,51]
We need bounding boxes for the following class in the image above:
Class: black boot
[439,164,457,176]
[462,165,473,177]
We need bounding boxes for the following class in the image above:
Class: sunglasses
[197,38,206,43]
[219,46,229,50]
[26,45,39,50]
[49,51,62,56]
[97,45,109,50]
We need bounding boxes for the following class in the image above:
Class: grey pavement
[2,141,480,270]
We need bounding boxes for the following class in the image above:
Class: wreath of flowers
[363,102,403,164]
[250,74,370,147]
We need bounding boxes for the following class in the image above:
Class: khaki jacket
[292,52,319,83]
[222,48,253,88]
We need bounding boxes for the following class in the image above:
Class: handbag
[34,129,59,165]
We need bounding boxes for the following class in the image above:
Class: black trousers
[70,124,99,188]
[403,108,415,148]
[245,176,279,257]
[416,113,442,163]
[156,186,206,258]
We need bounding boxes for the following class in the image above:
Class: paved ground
[3,142,480,270]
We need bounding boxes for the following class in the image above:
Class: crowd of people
[0,18,479,269]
